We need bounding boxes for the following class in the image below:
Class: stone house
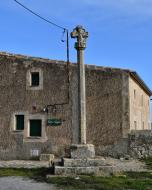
[0,51,151,160]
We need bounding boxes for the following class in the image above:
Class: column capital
[71,25,88,50]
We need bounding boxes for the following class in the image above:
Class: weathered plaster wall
[129,77,151,131]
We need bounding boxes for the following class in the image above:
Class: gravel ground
[104,157,148,172]
[0,158,148,172]
[0,158,149,190]
[0,160,49,168]
[0,177,58,190]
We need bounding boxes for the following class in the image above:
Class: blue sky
[0,0,152,117]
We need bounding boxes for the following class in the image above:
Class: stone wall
[0,52,150,160]
[0,53,72,160]
[70,65,132,158]
[94,130,152,159]
[129,77,151,130]
[85,67,128,146]
[129,130,152,158]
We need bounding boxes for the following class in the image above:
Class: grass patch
[126,171,152,179]
[0,168,152,190]
[142,157,152,170]
[47,175,152,190]
[0,168,51,181]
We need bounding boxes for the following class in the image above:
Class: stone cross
[71,26,88,144]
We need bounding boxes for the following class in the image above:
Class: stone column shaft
[77,49,86,144]
[71,25,88,145]
[70,26,95,159]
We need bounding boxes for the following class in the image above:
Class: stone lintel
[70,144,95,159]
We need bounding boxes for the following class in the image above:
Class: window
[148,99,150,107]
[26,69,43,90]
[142,122,144,130]
[31,72,39,86]
[134,121,137,130]
[15,115,24,130]
[141,95,143,106]
[134,89,136,99]
[29,120,42,137]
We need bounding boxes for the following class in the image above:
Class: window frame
[11,112,27,132]
[141,94,143,106]
[23,114,47,142]
[26,68,43,90]
[15,114,25,131]
[31,72,40,87]
[142,121,144,130]
[134,121,137,130]
[134,89,136,99]
[29,119,42,137]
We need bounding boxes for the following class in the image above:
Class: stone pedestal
[70,144,95,159]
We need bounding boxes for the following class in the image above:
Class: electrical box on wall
[30,149,39,157]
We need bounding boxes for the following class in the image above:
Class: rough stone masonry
[0,51,151,160]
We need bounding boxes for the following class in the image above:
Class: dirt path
[0,177,58,190]
[104,157,148,172]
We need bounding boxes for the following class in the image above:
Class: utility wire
[13,0,71,107]
[14,0,67,31]
[13,0,70,62]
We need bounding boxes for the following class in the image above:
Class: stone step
[63,158,106,167]
[53,158,64,166]
[55,165,116,176]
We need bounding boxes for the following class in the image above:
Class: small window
[141,95,143,106]
[134,89,136,99]
[142,122,144,130]
[29,120,42,137]
[148,100,150,107]
[15,115,24,130]
[26,69,43,90]
[31,72,39,86]
[134,121,137,130]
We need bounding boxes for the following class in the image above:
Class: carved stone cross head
[71,25,89,50]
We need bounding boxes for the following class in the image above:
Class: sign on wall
[47,119,62,126]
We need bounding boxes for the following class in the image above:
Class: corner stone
[70,144,95,159]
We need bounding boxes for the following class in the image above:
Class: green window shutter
[30,120,42,137]
[31,72,39,86]
[16,115,24,130]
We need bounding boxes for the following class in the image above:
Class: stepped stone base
[54,157,117,176]
[53,145,116,176]
[55,165,116,176]
[70,144,95,159]
[63,158,106,167]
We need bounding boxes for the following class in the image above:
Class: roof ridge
[0,51,68,64]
